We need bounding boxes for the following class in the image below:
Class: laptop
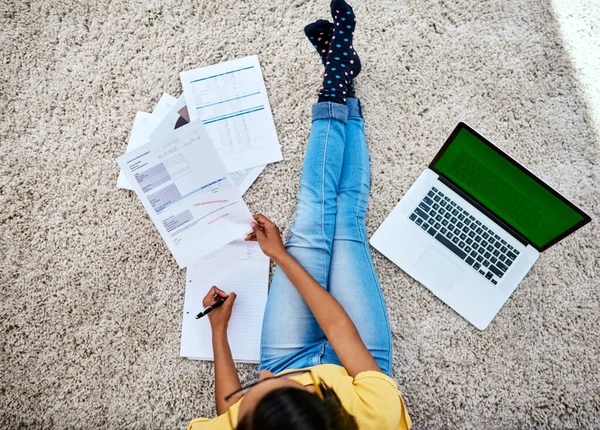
[370,122,591,330]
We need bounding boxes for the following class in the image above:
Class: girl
[189,1,411,428]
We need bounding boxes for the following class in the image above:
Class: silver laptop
[370,123,590,330]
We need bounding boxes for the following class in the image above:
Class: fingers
[224,292,236,308]
[251,222,266,241]
[253,213,273,228]
[204,286,228,306]
[244,231,257,241]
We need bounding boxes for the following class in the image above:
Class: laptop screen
[430,124,589,250]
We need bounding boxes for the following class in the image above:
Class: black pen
[195,297,226,319]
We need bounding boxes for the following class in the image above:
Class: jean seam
[320,111,332,287]
[356,214,393,374]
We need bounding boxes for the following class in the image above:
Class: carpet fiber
[1,0,599,428]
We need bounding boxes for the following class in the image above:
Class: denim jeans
[259,99,393,376]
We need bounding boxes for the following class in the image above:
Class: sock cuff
[346,98,362,118]
[312,102,348,123]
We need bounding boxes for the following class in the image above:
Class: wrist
[271,249,289,265]
[211,325,228,339]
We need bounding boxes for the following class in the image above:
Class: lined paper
[180,240,269,363]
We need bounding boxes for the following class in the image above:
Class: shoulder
[311,365,412,430]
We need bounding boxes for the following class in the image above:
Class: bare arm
[247,214,381,377]
[203,287,242,415]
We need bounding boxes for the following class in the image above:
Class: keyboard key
[434,222,441,230]
[416,218,423,226]
[441,227,448,234]
[466,256,475,266]
[458,214,465,221]
[508,244,513,250]
[427,191,435,198]
[464,219,471,226]
[484,252,491,259]
[448,233,454,240]
[435,215,442,222]
[501,239,507,245]
[489,265,504,278]
[507,251,517,260]
[444,196,450,202]
[439,208,446,215]
[493,250,500,257]
[514,249,520,256]
[491,256,498,264]
[475,236,482,243]
[496,261,508,272]
[421,223,428,230]
[427,227,436,236]
[483,260,490,267]
[457,222,464,229]
[491,279,498,285]
[465,246,472,253]
[506,259,513,267]
[452,236,459,244]
[476,228,483,234]
[479,270,486,275]
[466,238,473,245]
[432,187,438,192]
[495,234,501,241]
[433,195,441,202]
[476,255,484,263]
[489,238,495,245]
[501,246,507,253]
[410,213,417,221]
[444,212,451,219]
[415,208,429,220]
[473,262,481,270]
[459,241,466,249]
[448,225,455,232]
[482,225,488,231]
[499,255,506,262]
[482,232,490,240]
[442,219,449,226]
[485,272,493,280]
[468,231,476,238]
[494,241,502,249]
[451,209,458,216]
[469,215,475,221]
[460,233,467,240]
[487,245,494,252]
[450,201,457,207]
[462,225,469,232]
[419,203,431,212]
[476,220,482,225]
[435,233,467,260]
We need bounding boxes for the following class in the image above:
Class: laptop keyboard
[409,187,520,286]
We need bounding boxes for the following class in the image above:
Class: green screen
[432,128,584,249]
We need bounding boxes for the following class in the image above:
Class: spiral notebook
[180,239,269,363]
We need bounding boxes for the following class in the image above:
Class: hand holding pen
[200,286,237,332]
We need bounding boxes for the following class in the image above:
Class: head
[234,370,358,430]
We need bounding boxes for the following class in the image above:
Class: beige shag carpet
[1,0,599,428]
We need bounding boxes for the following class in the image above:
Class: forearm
[212,329,241,415]
[275,252,368,349]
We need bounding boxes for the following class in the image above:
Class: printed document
[149,94,266,195]
[116,119,254,268]
[180,240,269,363]
[180,56,282,173]
[117,93,177,190]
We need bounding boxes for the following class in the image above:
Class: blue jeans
[259,99,393,376]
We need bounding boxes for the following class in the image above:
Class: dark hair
[236,382,358,430]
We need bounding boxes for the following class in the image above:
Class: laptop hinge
[437,175,530,246]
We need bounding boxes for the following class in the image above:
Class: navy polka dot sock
[304,19,334,66]
[318,0,361,104]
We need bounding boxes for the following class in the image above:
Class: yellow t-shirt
[188,364,412,430]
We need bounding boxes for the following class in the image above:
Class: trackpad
[413,246,463,294]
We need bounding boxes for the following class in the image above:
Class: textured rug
[1,0,599,429]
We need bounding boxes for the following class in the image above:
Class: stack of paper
[116,56,279,363]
